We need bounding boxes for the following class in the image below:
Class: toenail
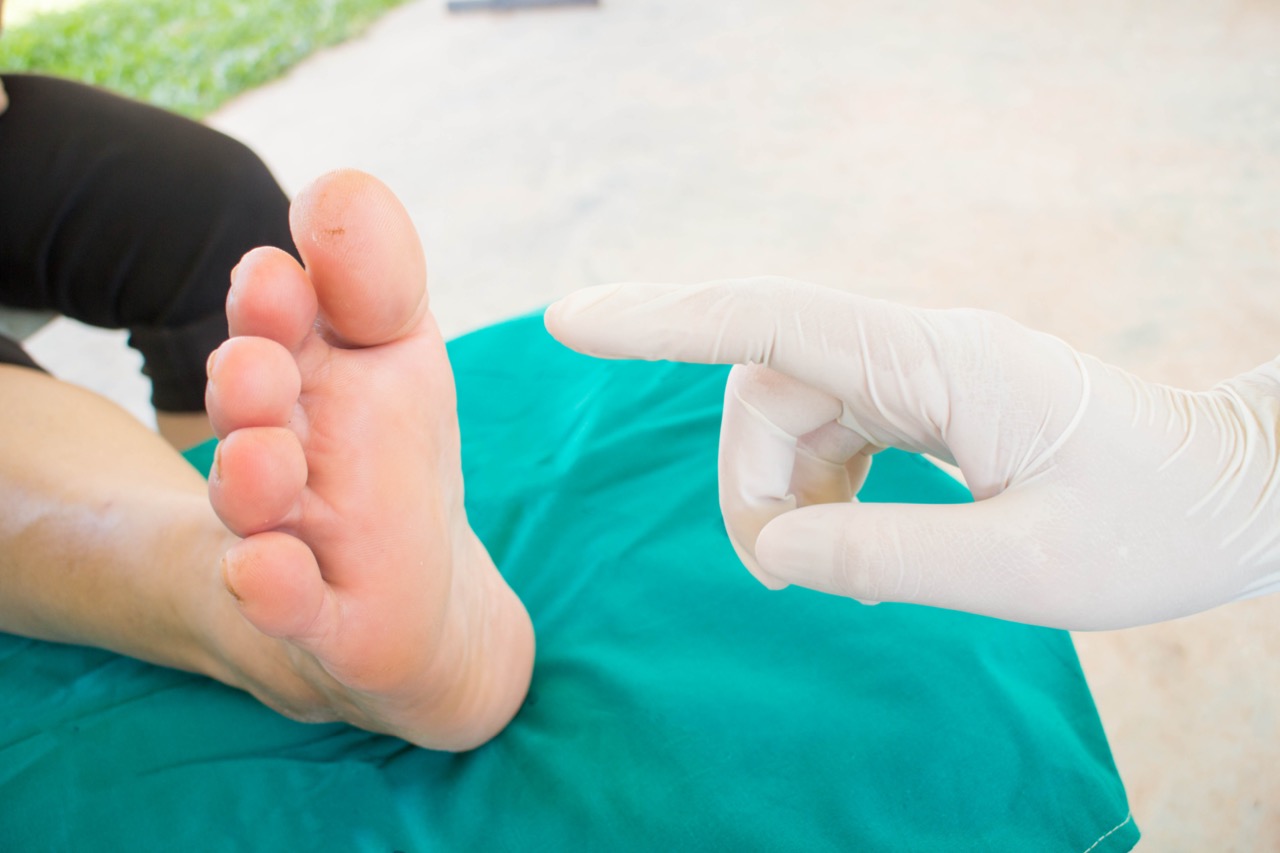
[206,348,219,380]
[226,267,242,313]
[221,556,244,603]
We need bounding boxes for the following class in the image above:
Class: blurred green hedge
[0,0,409,117]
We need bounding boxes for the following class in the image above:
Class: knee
[186,134,295,255]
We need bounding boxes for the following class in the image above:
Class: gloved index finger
[545,278,901,407]
[546,276,957,460]
[545,278,824,365]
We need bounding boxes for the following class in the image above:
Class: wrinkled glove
[545,278,1280,630]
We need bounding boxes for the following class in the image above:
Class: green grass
[0,0,411,118]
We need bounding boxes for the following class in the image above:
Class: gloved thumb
[754,498,1097,629]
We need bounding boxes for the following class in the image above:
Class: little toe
[206,336,301,439]
[289,169,429,348]
[223,532,335,648]
[228,246,318,347]
[209,427,308,537]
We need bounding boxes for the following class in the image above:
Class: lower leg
[0,364,233,676]
[0,364,398,726]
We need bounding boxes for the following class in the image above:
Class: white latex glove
[545,278,1280,630]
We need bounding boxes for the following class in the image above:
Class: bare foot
[203,170,534,751]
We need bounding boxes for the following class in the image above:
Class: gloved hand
[545,277,1280,630]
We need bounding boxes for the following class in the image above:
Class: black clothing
[0,74,296,410]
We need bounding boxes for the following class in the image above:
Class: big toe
[290,169,429,348]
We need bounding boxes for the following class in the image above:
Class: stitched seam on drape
[1080,811,1134,853]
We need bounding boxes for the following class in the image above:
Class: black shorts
[0,74,297,411]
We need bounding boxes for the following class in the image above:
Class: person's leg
[0,74,297,449]
[0,361,234,672]
[0,170,534,751]
[0,331,226,669]
[0,356,351,720]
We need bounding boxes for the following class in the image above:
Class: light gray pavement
[25,0,1280,846]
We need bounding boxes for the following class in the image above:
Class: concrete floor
[23,0,1280,847]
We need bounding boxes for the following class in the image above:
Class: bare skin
[0,169,535,751]
[0,363,232,674]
